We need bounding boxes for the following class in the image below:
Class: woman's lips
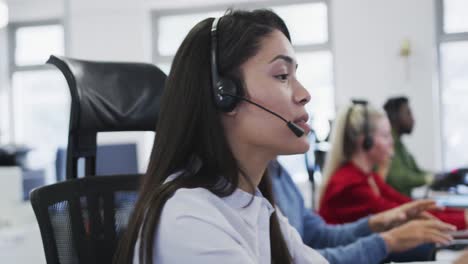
[295,120,311,134]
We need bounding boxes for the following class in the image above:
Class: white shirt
[133,175,328,264]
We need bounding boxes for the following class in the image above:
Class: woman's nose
[294,81,311,105]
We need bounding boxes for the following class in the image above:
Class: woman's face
[368,117,394,164]
[223,29,311,156]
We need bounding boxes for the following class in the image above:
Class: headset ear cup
[217,78,239,112]
[363,136,373,151]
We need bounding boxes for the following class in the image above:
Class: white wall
[332,0,442,171]
[67,0,150,62]
[7,0,64,22]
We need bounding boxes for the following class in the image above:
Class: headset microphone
[221,93,305,137]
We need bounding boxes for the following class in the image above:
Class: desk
[0,167,22,204]
[0,202,45,264]
[0,223,45,264]
[412,186,468,208]
[0,167,45,263]
[392,249,465,263]
[428,189,468,208]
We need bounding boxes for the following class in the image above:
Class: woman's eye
[275,74,289,81]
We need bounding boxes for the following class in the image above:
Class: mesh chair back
[30,175,140,264]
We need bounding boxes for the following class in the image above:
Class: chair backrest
[31,56,166,263]
[47,55,166,179]
[30,175,140,264]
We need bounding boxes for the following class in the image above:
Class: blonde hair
[319,103,386,203]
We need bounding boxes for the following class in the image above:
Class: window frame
[6,19,65,143]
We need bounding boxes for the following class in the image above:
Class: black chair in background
[30,55,166,264]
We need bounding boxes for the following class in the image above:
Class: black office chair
[30,55,166,264]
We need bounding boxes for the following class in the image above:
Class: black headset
[210,17,241,112]
[346,99,373,151]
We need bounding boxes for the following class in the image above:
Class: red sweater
[319,162,466,230]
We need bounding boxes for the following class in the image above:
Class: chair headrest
[47,55,167,133]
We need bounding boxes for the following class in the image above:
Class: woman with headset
[318,102,468,230]
[116,10,456,264]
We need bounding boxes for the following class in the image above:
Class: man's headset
[209,17,305,137]
[346,99,373,151]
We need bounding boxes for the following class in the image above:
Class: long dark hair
[115,9,293,264]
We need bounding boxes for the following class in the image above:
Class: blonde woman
[318,102,468,230]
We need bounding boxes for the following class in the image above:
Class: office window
[443,0,468,34]
[157,11,224,57]
[14,24,64,66]
[438,0,468,169]
[272,2,328,45]
[152,1,333,186]
[8,21,68,180]
[12,70,69,148]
